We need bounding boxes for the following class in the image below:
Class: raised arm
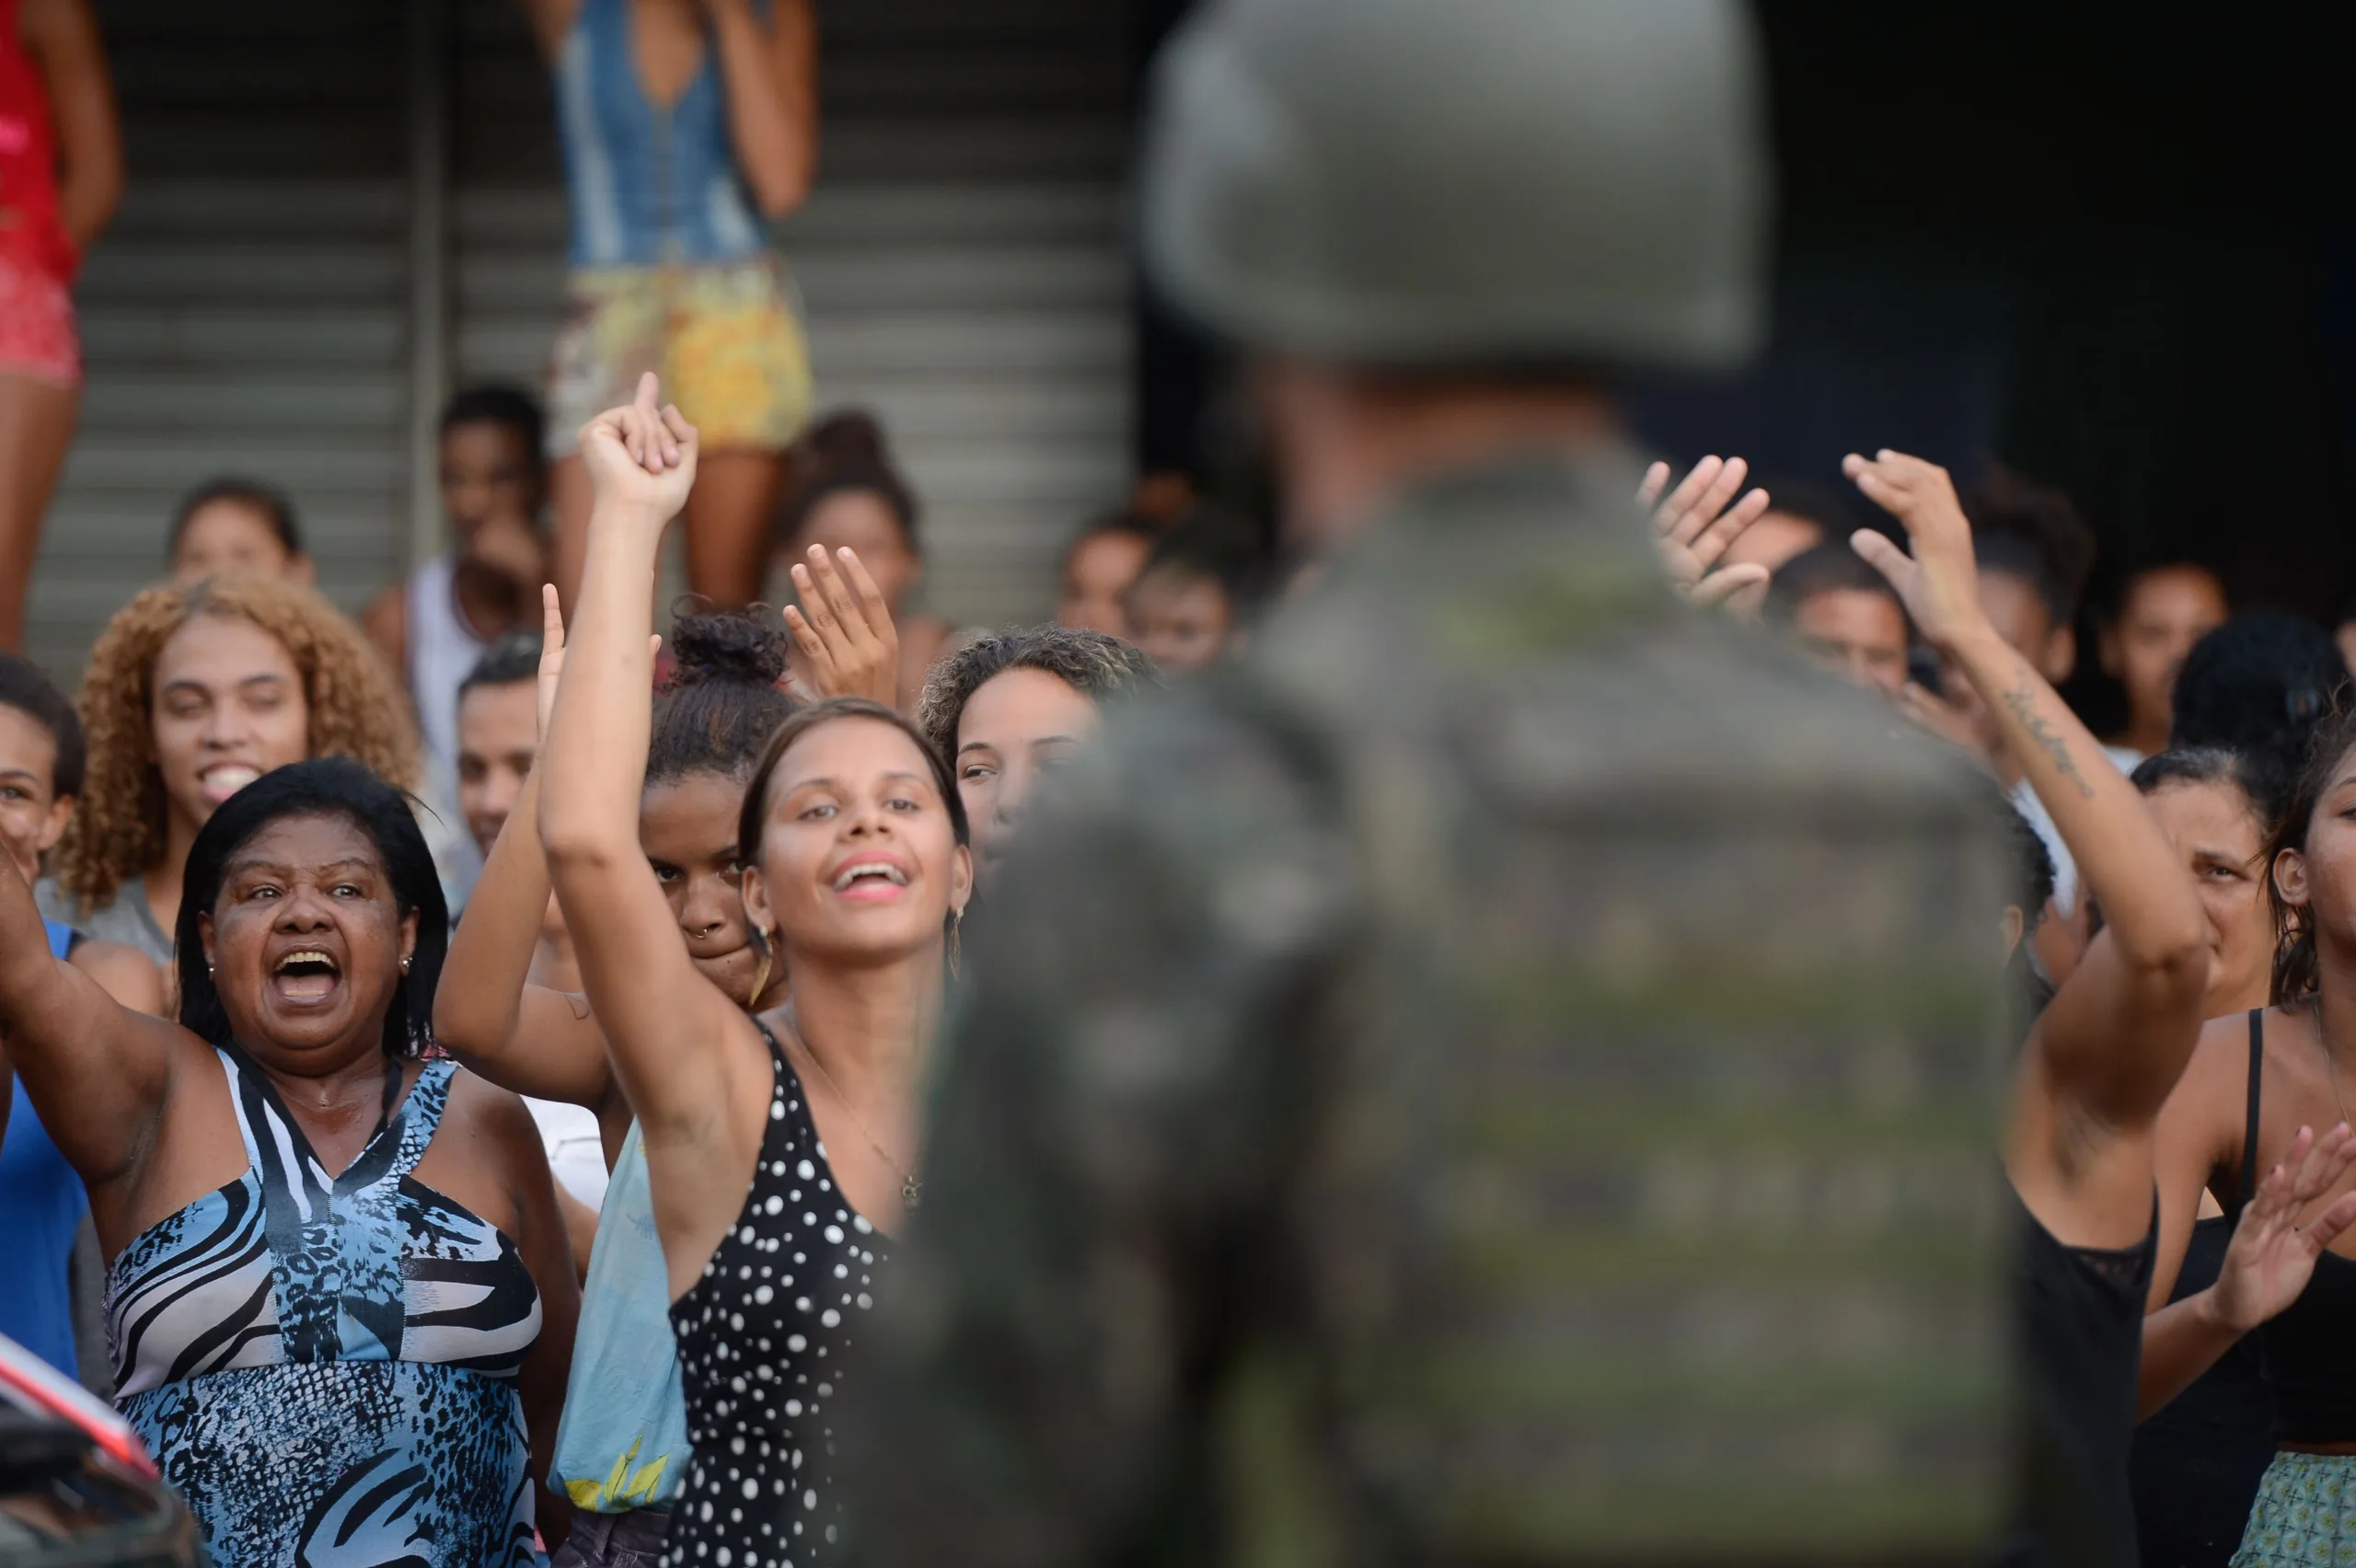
[0,822,185,1187]
[1848,451,2208,1135]
[538,377,757,1150]
[434,586,618,1113]
[708,0,818,218]
[21,0,121,255]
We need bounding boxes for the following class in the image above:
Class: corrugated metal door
[452,0,1135,628]
[27,1,415,683]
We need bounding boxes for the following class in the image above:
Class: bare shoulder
[2164,1010,2261,1136]
[66,937,165,1014]
[443,1066,547,1158]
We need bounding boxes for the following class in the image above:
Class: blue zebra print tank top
[106,1046,545,1566]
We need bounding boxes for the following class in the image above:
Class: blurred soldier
[846,2,2011,1564]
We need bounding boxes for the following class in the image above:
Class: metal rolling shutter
[27,1,412,684]
[452,0,1134,629]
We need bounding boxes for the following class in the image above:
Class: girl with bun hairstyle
[434,574,892,1558]
[776,409,951,709]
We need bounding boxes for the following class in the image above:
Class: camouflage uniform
[847,454,2014,1564]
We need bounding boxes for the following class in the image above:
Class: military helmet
[1138,0,1772,373]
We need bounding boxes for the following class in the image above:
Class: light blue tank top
[551,1123,690,1511]
[0,920,87,1377]
[554,0,771,268]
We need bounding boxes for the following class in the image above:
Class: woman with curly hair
[35,577,419,965]
[916,625,1158,892]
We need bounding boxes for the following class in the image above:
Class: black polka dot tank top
[665,1022,889,1568]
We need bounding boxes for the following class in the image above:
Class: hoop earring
[949,908,964,981]
[749,928,775,1006]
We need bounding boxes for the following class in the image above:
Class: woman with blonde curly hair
[35,577,418,965]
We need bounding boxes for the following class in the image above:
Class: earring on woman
[949,908,964,981]
[399,955,410,974]
[749,928,774,1005]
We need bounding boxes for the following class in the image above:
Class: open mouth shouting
[270,947,343,1006]
[828,853,911,904]
[199,763,264,806]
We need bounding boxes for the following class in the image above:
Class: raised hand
[1637,455,1772,617]
[784,544,900,706]
[2212,1123,2356,1333]
[579,371,699,532]
[537,584,567,741]
[1842,450,1983,653]
[533,582,658,744]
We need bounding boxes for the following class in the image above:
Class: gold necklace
[787,1017,921,1212]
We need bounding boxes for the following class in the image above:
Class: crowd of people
[6,2,2356,1567]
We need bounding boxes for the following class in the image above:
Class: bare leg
[679,450,786,608]
[0,375,80,651]
[549,453,594,619]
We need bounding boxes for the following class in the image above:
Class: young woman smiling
[539,375,970,1566]
[36,577,417,966]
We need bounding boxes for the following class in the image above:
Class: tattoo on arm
[2001,669,2096,800]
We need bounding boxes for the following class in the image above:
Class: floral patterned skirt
[546,256,812,457]
[2234,1451,2356,1565]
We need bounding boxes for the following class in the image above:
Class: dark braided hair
[649,605,800,790]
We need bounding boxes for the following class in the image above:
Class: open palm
[2213,1122,2356,1333]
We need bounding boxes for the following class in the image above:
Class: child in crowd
[775,409,950,708]
[1055,507,1161,640]
[2097,561,2228,767]
[363,385,550,895]
[1765,542,1911,696]
[166,477,310,585]
[1121,508,1264,674]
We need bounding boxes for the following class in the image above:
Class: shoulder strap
[41,918,71,960]
[2238,1009,2265,1211]
[214,1046,272,1179]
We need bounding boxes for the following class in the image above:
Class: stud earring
[399,956,410,974]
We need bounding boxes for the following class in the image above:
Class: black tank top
[2238,1008,2356,1444]
[2128,1210,2274,1567]
[2009,1184,2157,1568]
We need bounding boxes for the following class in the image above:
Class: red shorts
[0,252,80,387]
